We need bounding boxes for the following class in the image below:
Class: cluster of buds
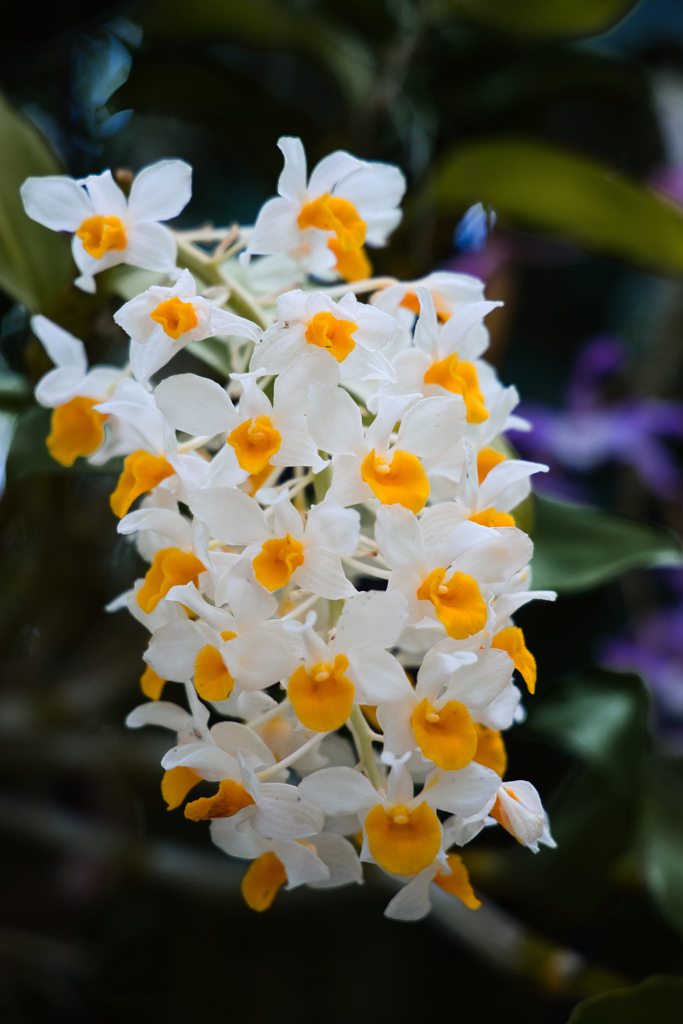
[21,138,556,919]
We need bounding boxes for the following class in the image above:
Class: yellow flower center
[47,396,108,466]
[423,354,489,423]
[328,238,372,282]
[227,415,282,475]
[477,447,505,483]
[184,779,255,821]
[434,853,481,909]
[399,291,451,322]
[360,448,429,514]
[473,723,507,777]
[491,626,536,693]
[241,852,288,912]
[252,534,305,591]
[410,697,478,771]
[161,766,201,810]
[194,643,235,701]
[297,193,366,251]
[416,568,487,639]
[288,654,355,731]
[140,664,165,701]
[305,311,358,363]
[469,508,516,528]
[364,801,441,876]
[109,449,176,519]
[75,215,127,258]
[150,296,199,340]
[137,547,206,614]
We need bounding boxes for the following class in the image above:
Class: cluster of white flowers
[22,139,556,920]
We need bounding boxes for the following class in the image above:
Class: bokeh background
[3,1,683,1020]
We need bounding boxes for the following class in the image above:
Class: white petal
[298,766,377,815]
[305,501,360,555]
[276,137,308,203]
[423,763,500,817]
[128,159,193,222]
[308,383,364,455]
[125,700,191,732]
[145,619,205,681]
[308,150,364,197]
[31,316,87,371]
[155,373,234,436]
[294,548,356,600]
[335,590,408,652]
[375,505,425,571]
[34,367,85,407]
[190,488,270,545]
[397,396,465,458]
[384,866,437,921]
[126,222,177,273]
[223,628,298,691]
[348,647,414,704]
[308,833,363,888]
[253,784,324,839]
[245,196,301,257]
[21,176,92,231]
[118,507,193,549]
[274,838,330,888]
[210,721,276,768]
[83,170,127,218]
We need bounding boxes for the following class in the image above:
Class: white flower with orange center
[211,825,362,912]
[423,440,548,527]
[160,735,324,839]
[282,591,411,732]
[371,289,503,425]
[155,363,326,490]
[21,160,191,292]
[377,648,515,771]
[252,288,397,381]
[308,387,464,514]
[371,270,491,337]
[190,489,359,600]
[449,779,556,853]
[241,136,406,281]
[30,315,120,467]
[375,504,533,639]
[299,757,499,878]
[113,268,261,383]
[142,561,298,707]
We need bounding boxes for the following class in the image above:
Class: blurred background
[3,0,683,1020]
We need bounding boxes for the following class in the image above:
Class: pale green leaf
[449,0,642,40]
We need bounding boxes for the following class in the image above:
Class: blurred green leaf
[186,336,233,378]
[528,670,649,795]
[508,670,650,913]
[567,976,683,1023]
[0,93,73,310]
[449,0,642,40]
[0,371,31,411]
[143,0,375,105]
[531,495,683,592]
[5,405,121,487]
[432,138,683,277]
[641,757,683,938]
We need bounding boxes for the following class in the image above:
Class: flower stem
[349,706,383,789]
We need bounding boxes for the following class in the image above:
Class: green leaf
[0,92,73,310]
[431,137,683,277]
[531,495,683,593]
[5,405,121,487]
[143,0,375,105]
[641,757,683,938]
[567,976,683,1023]
[449,0,641,40]
[527,670,649,796]
[186,336,234,378]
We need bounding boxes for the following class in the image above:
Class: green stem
[350,706,383,790]
[174,236,270,330]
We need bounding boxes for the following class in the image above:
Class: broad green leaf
[143,0,375,105]
[641,757,683,938]
[5,405,121,487]
[531,495,683,592]
[0,92,73,310]
[567,976,683,1023]
[527,670,649,796]
[505,670,650,912]
[449,0,642,40]
[432,138,683,278]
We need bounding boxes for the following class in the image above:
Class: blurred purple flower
[509,336,683,502]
